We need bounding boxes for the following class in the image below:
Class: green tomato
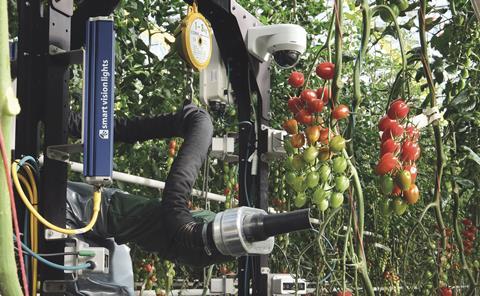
[330,192,344,209]
[393,197,408,215]
[379,175,394,195]
[291,154,305,171]
[380,4,398,22]
[329,135,346,153]
[303,146,319,164]
[286,172,296,185]
[380,198,393,216]
[166,157,174,167]
[390,4,400,17]
[284,139,295,155]
[335,175,350,193]
[332,156,347,174]
[285,155,294,170]
[294,192,307,208]
[473,260,480,269]
[291,176,306,192]
[313,188,326,205]
[396,170,412,191]
[318,199,329,212]
[396,0,409,11]
[319,164,331,182]
[306,171,320,188]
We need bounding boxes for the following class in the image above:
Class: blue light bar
[82,17,115,186]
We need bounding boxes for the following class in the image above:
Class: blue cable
[18,156,39,172]
[23,209,30,285]
[13,235,92,271]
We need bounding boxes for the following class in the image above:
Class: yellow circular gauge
[175,2,212,71]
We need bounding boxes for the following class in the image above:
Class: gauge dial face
[187,17,211,66]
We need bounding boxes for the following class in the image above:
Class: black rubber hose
[68,102,228,266]
[244,209,312,242]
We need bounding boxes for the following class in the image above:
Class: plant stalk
[0,0,24,294]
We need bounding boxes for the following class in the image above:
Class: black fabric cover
[68,103,231,266]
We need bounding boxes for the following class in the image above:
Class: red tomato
[234,183,239,192]
[168,147,176,157]
[384,120,404,138]
[300,89,317,104]
[219,265,229,275]
[336,291,353,296]
[169,140,177,150]
[404,164,417,183]
[463,231,475,241]
[439,287,452,296]
[387,99,410,120]
[376,153,399,175]
[316,87,331,103]
[462,218,472,226]
[291,133,305,148]
[404,184,419,204]
[405,125,420,141]
[380,138,400,156]
[401,140,421,162]
[288,97,303,114]
[305,125,321,144]
[308,99,324,113]
[319,128,330,144]
[381,130,393,142]
[466,225,477,233]
[316,62,335,80]
[144,264,153,273]
[282,119,299,134]
[378,115,396,132]
[464,240,474,248]
[295,109,314,125]
[224,188,230,196]
[332,104,350,120]
[288,71,304,88]
[392,184,402,196]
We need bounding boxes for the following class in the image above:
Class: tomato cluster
[376,99,421,215]
[283,63,351,211]
[462,218,477,255]
[336,291,353,296]
[439,287,453,296]
[223,162,239,209]
[166,139,178,169]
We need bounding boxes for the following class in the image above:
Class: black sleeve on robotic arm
[68,107,183,143]
[68,104,230,266]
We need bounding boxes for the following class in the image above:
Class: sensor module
[83,17,115,186]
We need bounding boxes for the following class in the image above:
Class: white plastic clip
[248,150,258,175]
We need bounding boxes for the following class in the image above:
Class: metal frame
[16,0,271,294]
[191,1,271,294]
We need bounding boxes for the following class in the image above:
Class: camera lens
[273,50,301,69]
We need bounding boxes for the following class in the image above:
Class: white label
[189,18,211,64]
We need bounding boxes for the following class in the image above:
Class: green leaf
[462,146,480,167]
[452,177,475,188]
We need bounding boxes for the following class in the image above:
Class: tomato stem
[418,0,448,288]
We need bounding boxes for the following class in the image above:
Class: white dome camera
[247,24,307,69]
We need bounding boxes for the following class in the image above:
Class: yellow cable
[11,161,102,235]
[22,165,38,296]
